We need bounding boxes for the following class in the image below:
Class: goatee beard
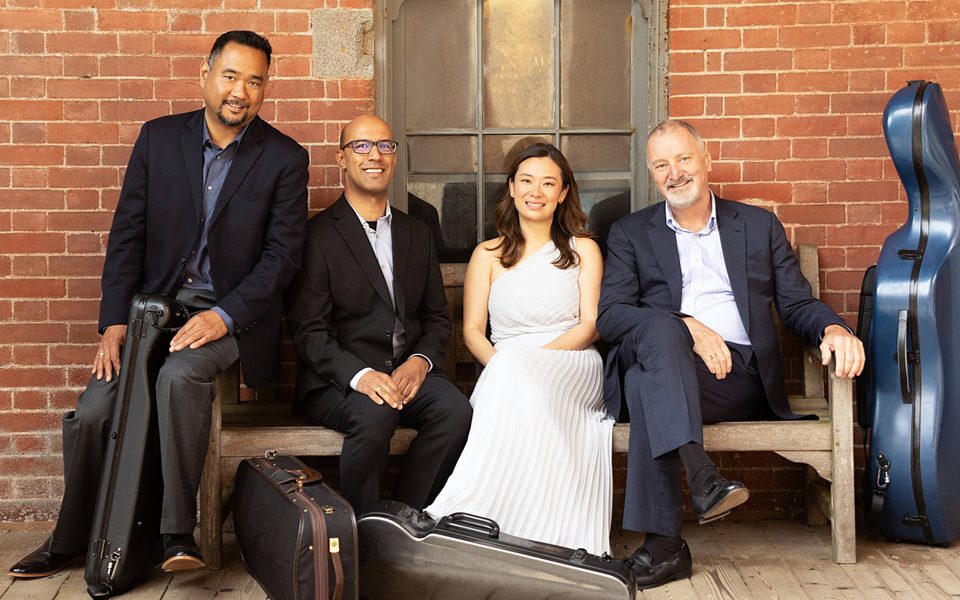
[216,102,247,127]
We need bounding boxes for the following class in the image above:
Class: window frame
[375,0,668,250]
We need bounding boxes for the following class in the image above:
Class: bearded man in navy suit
[8,30,307,578]
[598,119,864,589]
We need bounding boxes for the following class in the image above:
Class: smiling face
[336,115,396,201]
[646,125,712,210]
[200,42,268,131]
[508,156,569,224]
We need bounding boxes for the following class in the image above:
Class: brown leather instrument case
[233,454,358,600]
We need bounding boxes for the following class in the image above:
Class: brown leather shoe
[8,542,80,579]
[160,534,206,572]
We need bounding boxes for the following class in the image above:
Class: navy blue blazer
[597,197,845,419]
[99,110,308,387]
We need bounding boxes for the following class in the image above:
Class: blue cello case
[864,80,960,544]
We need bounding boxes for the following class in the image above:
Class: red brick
[778,204,846,225]
[682,118,741,139]
[274,56,310,77]
[11,123,45,144]
[725,94,795,116]
[742,28,778,49]
[155,79,200,100]
[827,224,896,246]
[49,300,99,321]
[724,50,792,72]
[829,137,888,158]
[66,278,102,299]
[3,56,62,76]
[671,29,741,51]
[47,167,118,189]
[65,189,100,209]
[66,233,103,253]
[0,278,65,298]
[835,1,906,22]
[669,97,704,117]
[671,73,741,96]
[795,94,830,114]
[0,189,64,210]
[49,255,103,277]
[46,211,114,231]
[780,25,851,48]
[98,10,168,31]
[721,139,790,160]
[721,183,792,204]
[791,139,828,159]
[847,203,883,224]
[11,211,47,231]
[905,45,960,67]
[829,181,900,203]
[13,346,48,367]
[779,115,846,137]
[0,231,66,252]
[853,24,885,46]
[118,32,156,54]
[47,32,118,54]
[63,57,99,79]
[742,161,775,181]
[849,69,886,92]
[847,159,884,180]
[170,12,202,32]
[742,73,777,94]
[709,161,741,183]
[12,256,47,276]
[205,12,276,34]
[0,411,63,433]
[48,79,120,99]
[66,146,101,166]
[0,9,62,30]
[260,34,311,56]
[830,92,890,114]
[47,123,119,144]
[887,22,925,44]
[12,167,47,188]
[277,11,310,32]
[741,118,775,137]
[777,160,847,182]
[63,9,95,31]
[780,72,849,93]
[154,33,210,55]
[882,202,908,224]
[13,32,45,53]
[63,100,99,121]
[831,47,902,69]
[793,49,830,71]
[796,3,831,24]
[727,5,796,27]
[907,0,960,20]
[0,145,63,166]
[927,22,960,43]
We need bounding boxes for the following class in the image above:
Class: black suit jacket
[286,195,450,409]
[99,110,308,387]
[597,197,845,419]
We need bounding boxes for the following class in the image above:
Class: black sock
[163,533,194,547]
[641,533,684,564]
[678,441,720,496]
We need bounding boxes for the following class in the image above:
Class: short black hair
[207,30,272,67]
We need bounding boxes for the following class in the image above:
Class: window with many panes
[377,0,667,262]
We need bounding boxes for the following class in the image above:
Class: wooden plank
[210,565,268,600]
[827,370,856,563]
[1,572,69,600]
[220,427,418,458]
[43,567,88,600]
[160,569,225,600]
[838,539,922,600]
[875,542,960,598]
[106,571,172,600]
[757,521,865,599]
[689,558,750,600]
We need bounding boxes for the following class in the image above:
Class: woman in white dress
[426,142,613,554]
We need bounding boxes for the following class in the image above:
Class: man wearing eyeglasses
[286,115,472,513]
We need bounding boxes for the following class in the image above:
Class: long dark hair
[492,142,591,269]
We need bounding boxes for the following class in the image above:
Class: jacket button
[384,360,393,368]
[385,331,392,337]
[180,257,187,264]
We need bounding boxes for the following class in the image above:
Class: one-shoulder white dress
[426,240,613,554]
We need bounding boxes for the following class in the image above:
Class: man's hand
[358,370,403,409]
[390,356,430,406]
[169,310,228,352]
[820,324,865,379]
[93,324,127,382]
[681,316,732,380]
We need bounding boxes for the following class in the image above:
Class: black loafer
[8,543,80,579]
[691,477,749,524]
[625,541,693,590]
[160,535,205,572]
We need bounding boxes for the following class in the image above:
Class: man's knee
[71,376,118,429]
[624,311,690,352]
[345,401,400,449]
[156,351,220,389]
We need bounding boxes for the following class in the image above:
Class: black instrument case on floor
[358,501,636,600]
[84,294,189,598]
[233,453,358,600]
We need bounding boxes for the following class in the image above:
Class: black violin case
[84,294,189,597]
[357,501,636,600]
[861,80,960,545]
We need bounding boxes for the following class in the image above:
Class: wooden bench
[198,245,855,568]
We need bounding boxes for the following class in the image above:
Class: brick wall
[2,0,959,523]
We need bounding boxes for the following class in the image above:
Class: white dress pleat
[426,240,614,555]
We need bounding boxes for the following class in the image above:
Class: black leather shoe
[691,477,750,524]
[160,535,205,572]
[624,541,692,590]
[8,543,80,578]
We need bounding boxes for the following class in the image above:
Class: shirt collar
[349,201,393,230]
[665,192,717,235]
[201,117,249,151]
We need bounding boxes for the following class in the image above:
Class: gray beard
[216,104,246,127]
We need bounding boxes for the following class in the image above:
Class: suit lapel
[716,198,751,335]
[391,212,409,320]
[180,110,205,222]
[647,207,683,309]
[210,116,264,226]
[330,197,394,310]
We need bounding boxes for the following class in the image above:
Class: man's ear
[199,59,210,85]
[335,149,346,169]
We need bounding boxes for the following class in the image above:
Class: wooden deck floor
[1,521,958,599]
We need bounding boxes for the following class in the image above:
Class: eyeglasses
[340,139,399,155]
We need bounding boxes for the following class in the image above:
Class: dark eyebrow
[516,172,558,180]
[220,67,264,83]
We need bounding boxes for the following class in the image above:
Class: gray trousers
[49,335,239,554]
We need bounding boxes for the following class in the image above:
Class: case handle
[897,309,912,404]
[441,512,501,538]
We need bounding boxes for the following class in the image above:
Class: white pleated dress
[426,240,614,554]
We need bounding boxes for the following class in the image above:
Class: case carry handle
[441,512,501,538]
[897,309,912,403]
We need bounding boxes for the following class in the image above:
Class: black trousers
[49,306,239,554]
[302,372,472,514]
[618,310,767,537]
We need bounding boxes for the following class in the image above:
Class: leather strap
[330,543,344,600]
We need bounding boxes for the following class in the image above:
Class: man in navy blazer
[597,119,864,589]
[8,31,307,578]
